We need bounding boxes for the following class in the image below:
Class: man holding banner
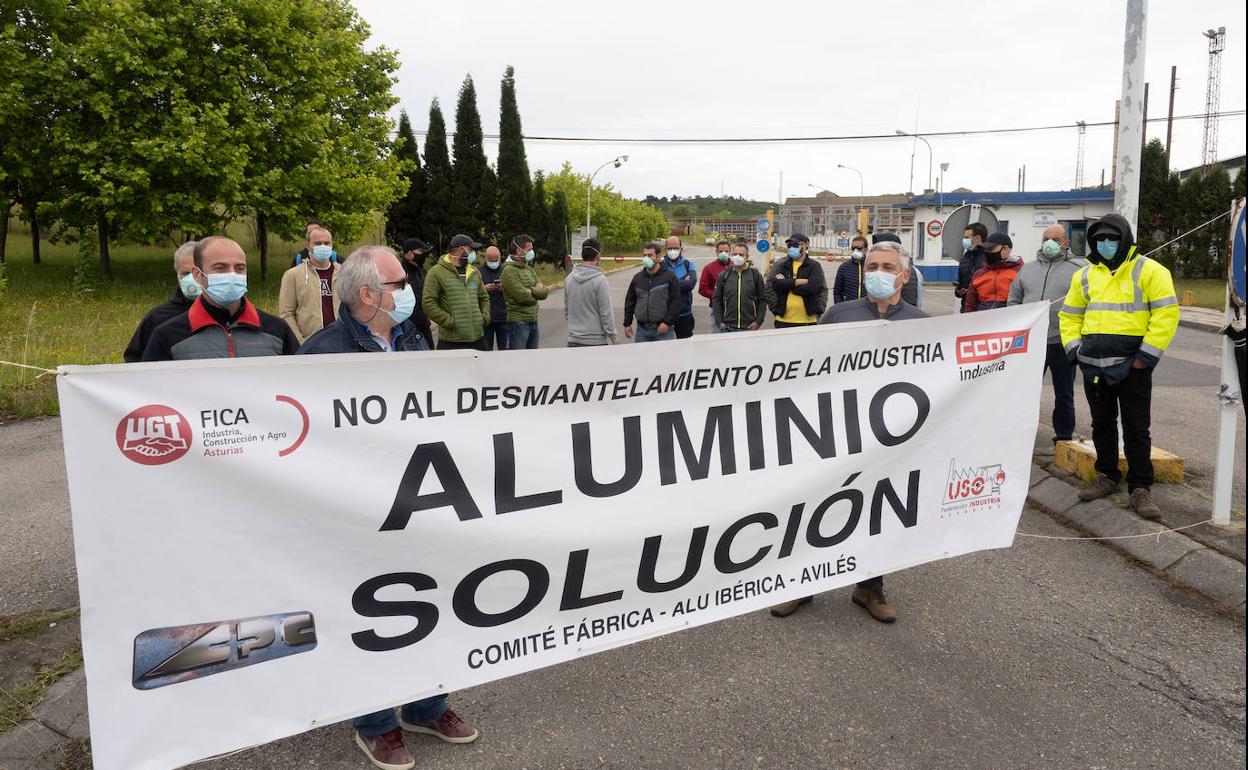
[299,246,478,768]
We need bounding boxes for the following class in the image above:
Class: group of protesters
[121,209,1177,770]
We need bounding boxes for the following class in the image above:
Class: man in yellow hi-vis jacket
[1059,212,1179,519]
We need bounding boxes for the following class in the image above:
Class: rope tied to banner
[0,360,57,378]
[1016,518,1216,541]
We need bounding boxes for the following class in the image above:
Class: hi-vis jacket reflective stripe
[1058,246,1179,381]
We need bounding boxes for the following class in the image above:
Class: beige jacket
[278,260,340,342]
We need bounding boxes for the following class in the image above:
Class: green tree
[1137,139,1174,257]
[495,65,531,241]
[479,164,499,246]
[449,75,487,240]
[422,99,452,253]
[529,171,550,260]
[1232,169,1246,202]
[385,109,425,246]
[1177,165,1233,278]
[547,188,570,259]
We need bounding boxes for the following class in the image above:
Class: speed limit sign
[926,220,943,238]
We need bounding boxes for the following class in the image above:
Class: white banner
[58,302,1047,770]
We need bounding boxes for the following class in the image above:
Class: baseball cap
[872,232,902,245]
[984,232,1013,249]
[448,234,483,250]
[401,237,431,254]
[784,232,810,246]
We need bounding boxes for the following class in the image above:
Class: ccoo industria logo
[955,329,1030,364]
[132,611,317,690]
[116,405,192,465]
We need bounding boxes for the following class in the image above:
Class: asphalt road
[1,249,1244,769]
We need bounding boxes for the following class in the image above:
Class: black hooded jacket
[1086,212,1136,270]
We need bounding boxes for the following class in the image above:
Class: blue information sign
[757,218,771,233]
[837,238,850,248]
[756,239,770,253]
[1232,203,1246,303]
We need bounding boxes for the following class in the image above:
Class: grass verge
[1174,279,1231,310]
[0,608,79,643]
[0,642,83,733]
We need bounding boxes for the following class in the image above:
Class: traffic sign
[837,238,850,248]
[757,218,770,233]
[927,220,943,238]
[756,239,770,253]
[838,230,850,239]
[1232,201,1246,304]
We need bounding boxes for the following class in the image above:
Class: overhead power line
[409,110,1245,144]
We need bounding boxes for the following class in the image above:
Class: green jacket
[422,255,489,342]
[501,260,549,322]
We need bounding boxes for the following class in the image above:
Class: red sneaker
[400,708,480,744]
[354,728,415,770]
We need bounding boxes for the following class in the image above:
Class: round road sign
[927,220,943,238]
[756,239,770,253]
[757,218,771,233]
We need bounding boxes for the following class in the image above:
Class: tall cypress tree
[530,171,550,260]
[422,99,452,255]
[449,75,487,239]
[548,188,571,260]
[496,65,531,240]
[480,164,499,246]
[384,109,424,247]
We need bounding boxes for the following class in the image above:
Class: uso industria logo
[955,329,1029,382]
[116,405,192,465]
[940,459,1007,517]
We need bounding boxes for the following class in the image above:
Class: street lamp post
[896,129,933,193]
[837,163,866,231]
[939,162,950,211]
[587,155,629,234]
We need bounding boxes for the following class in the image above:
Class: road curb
[1177,317,1224,333]
[1026,461,1246,614]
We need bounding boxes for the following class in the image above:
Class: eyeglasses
[377,277,408,290]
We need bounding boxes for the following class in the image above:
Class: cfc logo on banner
[116,405,192,465]
[941,459,1006,517]
[956,329,1029,364]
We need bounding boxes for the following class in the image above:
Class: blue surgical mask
[864,270,898,299]
[1096,240,1119,259]
[178,273,202,300]
[642,256,656,269]
[962,238,973,251]
[384,285,416,323]
[311,244,333,262]
[466,250,477,265]
[1042,239,1062,258]
[524,250,535,264]
[718,251,730,263]
[787,246,801,259]
[202,271,247,306]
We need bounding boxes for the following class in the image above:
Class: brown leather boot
[769,596,813,617]
[1129,487,1161,520]
[1079,474,1120,501]
[851,586,897,623]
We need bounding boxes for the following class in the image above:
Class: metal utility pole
[1075,121,1087,188]
[1165,65,1178,164]
[586,155,628,233]
[1113,0,1147,233]
[1111,100,1121,187]
[1201,27,1226,170]
[1141,81,1150,146]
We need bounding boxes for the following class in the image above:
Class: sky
[352,0,1246,203]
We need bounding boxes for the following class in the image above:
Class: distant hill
[643,194,777,221]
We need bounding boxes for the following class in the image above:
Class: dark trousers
[479,321,510,351]
[774,320,815,329]
[674,314,695,339]
[1083,366,1154,491]
[1045,342,1077,441]
[507,321,539,350]
[857,576,883,590]
[437,338,481,351]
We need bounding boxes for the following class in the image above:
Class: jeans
[634,324,675,343]
[1045,342,1077,440]
[507,321,539,350]
[568,342,605,347]
[709,305,722,332]
[719,325,753,333]
[674,314,695,339]
[1083,365,1154,491]
[352,694,448,737]
[479,321,510,351]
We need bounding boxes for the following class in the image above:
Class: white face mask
[666,249,681,260]
[730,255,746,268]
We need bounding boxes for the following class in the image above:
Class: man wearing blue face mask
[123,240,199,362]
[501,234,549,350]
[771,240,924,623]
[279,226,341,343]
[1060,212,1178,519]
[764,233,827,328]
[141,236,299,360]
[298,246,431,354]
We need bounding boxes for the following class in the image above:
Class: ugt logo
[132,611,317,690]
[944,460,1006,503]
[955,329,1029,364]
[116,405,192,465]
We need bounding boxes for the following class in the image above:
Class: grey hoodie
[565,263,618,345]
[1007,247,1086,343]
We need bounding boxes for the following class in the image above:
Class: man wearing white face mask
[299,246,431,354]
[770,240,925,624]
[142,236,299,360]
[832,235,869,304]
[123,240,199,362]
[279,226,341,342]
[1008,224,1086,442]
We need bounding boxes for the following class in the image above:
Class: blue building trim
[908,190,1114,208]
